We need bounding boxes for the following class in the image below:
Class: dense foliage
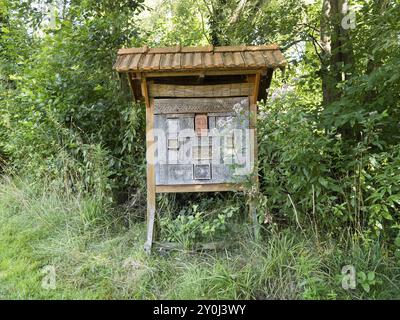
[1,0,400,299]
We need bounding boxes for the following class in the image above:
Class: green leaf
[318,177,328,188]
[367,271,375,282]
[357,271,366,282]
[362,283,370,293]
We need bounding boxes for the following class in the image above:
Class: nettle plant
[160,202,240,248]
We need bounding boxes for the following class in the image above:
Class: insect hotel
[113,44,286,252]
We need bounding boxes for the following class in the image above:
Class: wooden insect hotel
[113,44,286,252]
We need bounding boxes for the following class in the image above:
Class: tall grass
[0,176,399,299]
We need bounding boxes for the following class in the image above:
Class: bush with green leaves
[256,73,400,244]
[0,0,147,199]
[159,196,242,248]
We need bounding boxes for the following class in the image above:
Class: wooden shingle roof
[113,44,286,73]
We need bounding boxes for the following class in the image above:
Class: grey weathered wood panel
[154,97,249,114]
[157,164,246,185]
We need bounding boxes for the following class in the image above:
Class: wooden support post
[142,78,157,254]
[248,73,261,240]
[264,69,274,100]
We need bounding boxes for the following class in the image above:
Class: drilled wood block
[195,114,208,136]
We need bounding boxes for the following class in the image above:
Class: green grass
[0,176,399,299]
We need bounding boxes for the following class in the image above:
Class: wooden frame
[248,73,261,238]
[141,69,265,78]
[156,183,245,193]
[149,83,255,98]
[142,78,157,253]
[114,44,286,253]
[141,71,262,252]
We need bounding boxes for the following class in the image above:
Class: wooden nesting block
[195,114,208,136]
[193,164,212,180]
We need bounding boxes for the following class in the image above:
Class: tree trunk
[366,0,389,74]
[208,0,228,45]
[320,0,335,105]
[320,0,355,106]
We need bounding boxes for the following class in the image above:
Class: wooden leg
[144,145,158,253]
[249,197,260,240]
[144,159,158,253]
[144,195,156,253]
[247,122,260,240]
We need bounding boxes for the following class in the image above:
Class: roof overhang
[113,44,286,102]
[113,44,287,74]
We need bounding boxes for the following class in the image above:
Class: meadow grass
[0,176,399,299]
